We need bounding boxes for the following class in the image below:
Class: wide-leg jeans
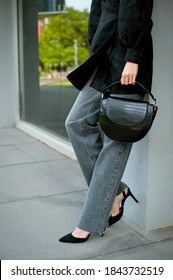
[65,76,133,235]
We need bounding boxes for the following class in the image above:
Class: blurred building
[37,0,65,12]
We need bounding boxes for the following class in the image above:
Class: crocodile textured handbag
[99,81,158,142]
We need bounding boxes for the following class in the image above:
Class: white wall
[0,0,19,128]
[123,0,173,231]
[147,0,173,230]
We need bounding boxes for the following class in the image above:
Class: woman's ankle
[111,187,129,216]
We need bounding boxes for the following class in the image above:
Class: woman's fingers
[121,62,139,85]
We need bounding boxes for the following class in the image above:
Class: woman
[59,0,154,243]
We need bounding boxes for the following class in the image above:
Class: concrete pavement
[0,128,173,260]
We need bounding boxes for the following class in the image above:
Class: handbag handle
[102,81,157,105]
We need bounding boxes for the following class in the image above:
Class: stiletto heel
[108,187,138,227]
[128,189,138,203]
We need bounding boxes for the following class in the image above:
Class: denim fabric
[65,72,136,235]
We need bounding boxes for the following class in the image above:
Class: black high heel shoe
[59,232,91,243]
[108,187,138,227]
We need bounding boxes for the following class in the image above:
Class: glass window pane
[18,0,91,139]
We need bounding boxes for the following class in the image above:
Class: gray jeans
[65,75,135,235]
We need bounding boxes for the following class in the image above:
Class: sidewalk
[0,128,173,260]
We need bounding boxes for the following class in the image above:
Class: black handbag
[99,81,158,142]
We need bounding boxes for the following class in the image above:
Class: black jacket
[67,0,154,93]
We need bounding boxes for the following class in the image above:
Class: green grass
[47,81,73,87]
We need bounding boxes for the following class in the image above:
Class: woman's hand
[121,62,139,85]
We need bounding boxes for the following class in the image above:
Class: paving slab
[0,159,86,203]
[0,128,37,146]
[16,142,65,162]
[0,128,173,260]
[0,193,149,260]
[0,146,34,167]
[90,239,173,260]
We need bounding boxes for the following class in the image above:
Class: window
[18,0,91,139]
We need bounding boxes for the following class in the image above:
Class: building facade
[0,0,173,232]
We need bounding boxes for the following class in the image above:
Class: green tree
[39,7,90,70]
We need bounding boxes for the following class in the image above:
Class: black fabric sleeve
[118,0,154,63]
[88,0,102,44]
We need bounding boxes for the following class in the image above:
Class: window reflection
[19,0,91,139]
[37,0,65,12]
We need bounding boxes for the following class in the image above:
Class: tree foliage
[39,8,90,70]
